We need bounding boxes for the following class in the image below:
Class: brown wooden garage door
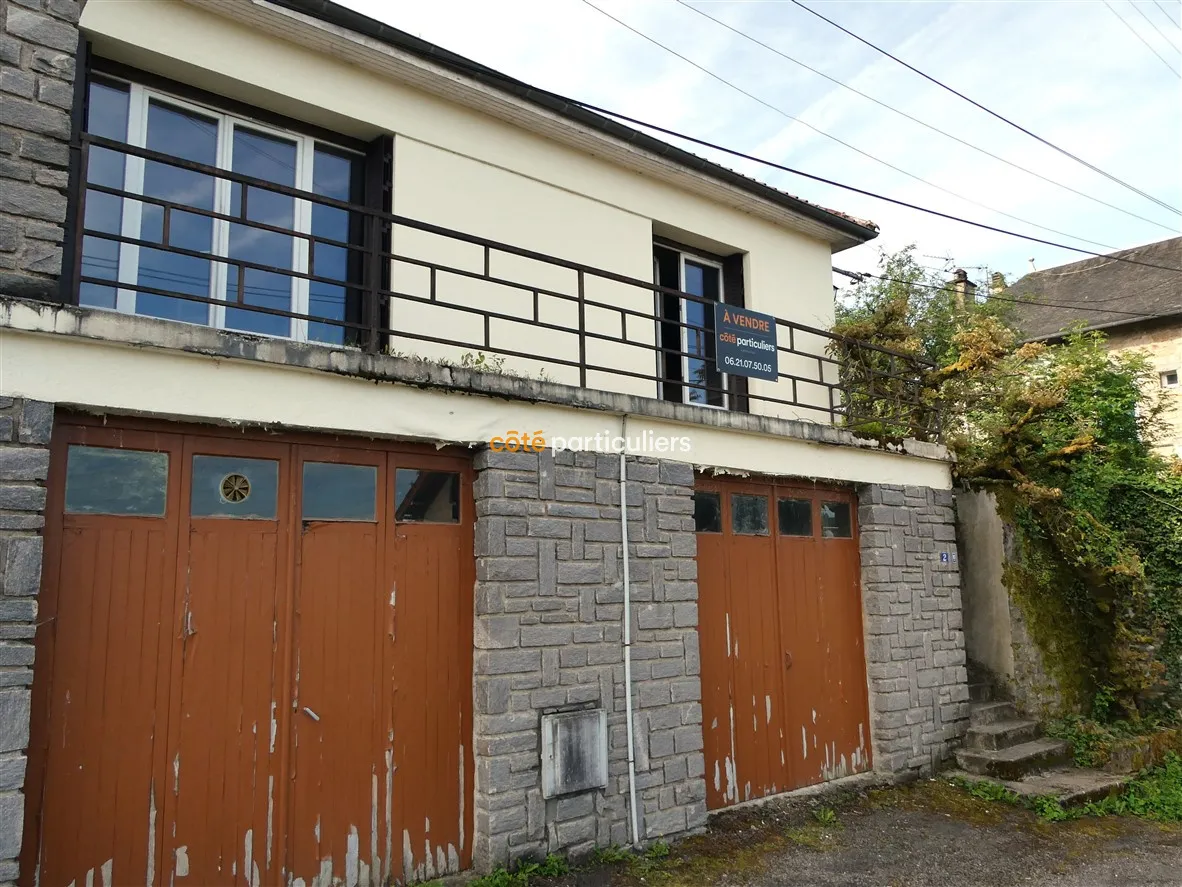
[696,476,870,810]
[21,417,474,887]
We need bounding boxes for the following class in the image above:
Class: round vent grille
[220,473,251,503]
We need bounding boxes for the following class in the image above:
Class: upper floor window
[654,243,727,408]
[1162,370,1179,389]
[80,77,366,345]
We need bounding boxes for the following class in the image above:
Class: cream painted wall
[1107,326,1182,458]
[79,0,850,420]
[0,326,951,490]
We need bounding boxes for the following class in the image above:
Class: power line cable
[672,0,1176,236]
[1151,0,1180,29]
[267,21,1182,277]
[832,267,1170,319]
[1104,0,1182,76]
[556,97,1182,275]
[578,0,1138,252]
[1130,0,1182,51]
[789,0,1182,215]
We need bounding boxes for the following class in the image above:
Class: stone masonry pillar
[0,0,82,299]
[858,483,970,776]
[0,398,53,885]
[471,447,706,871]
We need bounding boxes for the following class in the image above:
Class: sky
[339,0,1182,291]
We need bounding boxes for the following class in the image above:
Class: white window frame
[107,81,354,343]
[1162,369,1180,389]
[676,252,728,410]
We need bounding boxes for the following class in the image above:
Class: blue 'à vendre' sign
[714,303,779,381]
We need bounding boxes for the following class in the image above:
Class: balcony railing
[63,133,939,440]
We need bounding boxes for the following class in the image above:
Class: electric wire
[672,0,1176,236]
[578,0,1137,252]
[304,11,1182,276]
[1104,0,1182,77]
[1151,0,1180,29]
[832,267,1171,320]
[1130,0,1182,51]
[789,0,1182,215]
[555,96,1182,275]
[97,23,1182,286]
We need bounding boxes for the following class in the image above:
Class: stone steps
[969,700,1019,726]
[968,681,993,704]
[963,718,1041,751]
[950,767,1128,807]
[956,736,1074,779]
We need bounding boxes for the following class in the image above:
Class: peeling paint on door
[697,476,871,811]
[25,424,476,887]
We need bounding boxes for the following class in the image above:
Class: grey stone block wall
[472,448,705,870]
[859,484,969,776]
[0,0,81,299]
[0,398,52,885]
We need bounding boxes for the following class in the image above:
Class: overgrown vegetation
[833,246,1182,721]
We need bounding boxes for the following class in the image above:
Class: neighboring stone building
[0,1,968,885]
[1007,236,1182,458]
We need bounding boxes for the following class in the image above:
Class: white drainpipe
[619,416,641,846]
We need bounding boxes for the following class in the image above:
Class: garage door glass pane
[395,469,459,523]
[302,462,377,521]
[694,491,721,533]
[778,498,812,537]
[821,501,852,538]
[731,494,768,535]
[65,446,168,516]
[191,455,278,519]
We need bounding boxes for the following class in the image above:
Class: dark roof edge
[267,0,880,247]
[1025,309,1182,343]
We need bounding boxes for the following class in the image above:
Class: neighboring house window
[79,75,366,345]
[1162,370,1179,389]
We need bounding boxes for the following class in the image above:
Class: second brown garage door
[696,476,871,810]
[21,417,474,887]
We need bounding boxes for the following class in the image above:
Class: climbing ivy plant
[833,248,1182,720]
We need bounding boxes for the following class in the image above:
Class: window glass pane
[302,462,377,521]
[683,261,723,407]
[80,80,130,310]
[191,455,279,519]
[137,100,218,325]
[778,498,812,537]
[308,146,364,346]
[693,491,721,533]
[821,501,853,538]
[731,494,768,535]
[65,446,168,516]
[395,469,459,523]
[224,127,298,338]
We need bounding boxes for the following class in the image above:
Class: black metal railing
[64,133,940,439]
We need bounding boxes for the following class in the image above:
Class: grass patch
[783,822,841,851]
[590,844,634,865]
[469,854,569,887]
[1083,752,1182,821]
[812,806,838,826]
